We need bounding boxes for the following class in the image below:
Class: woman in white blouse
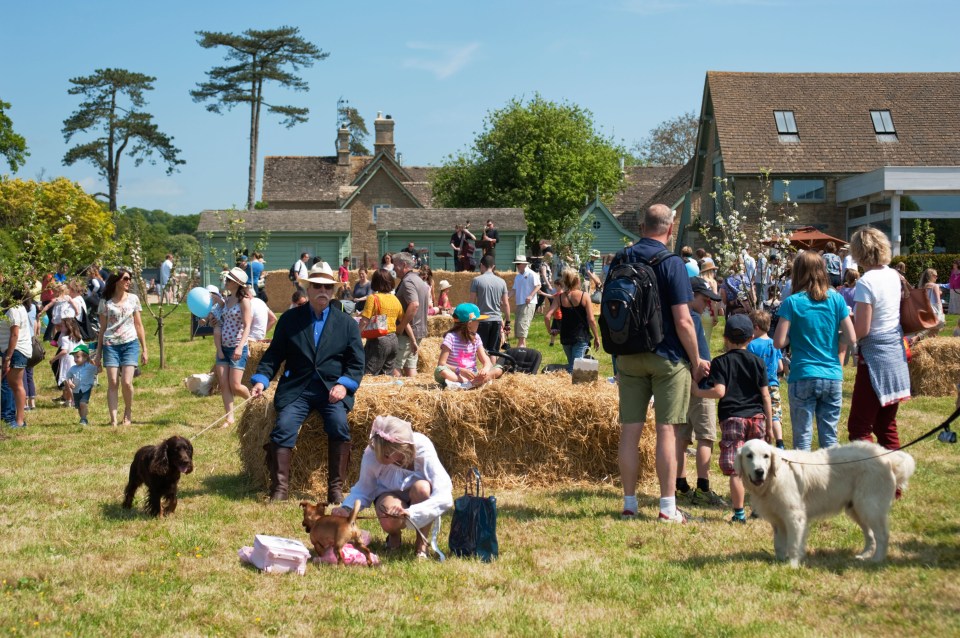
[335,415,453,558]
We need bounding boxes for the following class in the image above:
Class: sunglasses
[309,283,335,291]
[120,275,131,282]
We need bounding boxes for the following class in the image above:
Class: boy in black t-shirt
[692,314,773,523]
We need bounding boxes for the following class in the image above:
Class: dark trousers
[847,363,901,450]
[271,378,350,448]
[0,351,13,424]
[476,321,502,354]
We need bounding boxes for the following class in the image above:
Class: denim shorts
[217,345,249,370]
[73,388,92,405]
[102,340,140,368]
[8,350,27,369]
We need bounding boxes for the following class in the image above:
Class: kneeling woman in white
[335,415,453,558]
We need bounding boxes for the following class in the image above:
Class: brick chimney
[337,125,350,166]
[374,112,395,157]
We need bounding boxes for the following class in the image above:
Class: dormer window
[774,110,799,142]
[870,110,898,142]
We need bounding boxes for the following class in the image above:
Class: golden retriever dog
[736,439,915,568]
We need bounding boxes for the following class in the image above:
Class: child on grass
[692,314,773,523]
[51,317,82,407]
[748,309,785,449]
[677,277,727,507]
[65,343,98,425]
[435,303,505,390]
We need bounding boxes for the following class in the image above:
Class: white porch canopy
[837,167,960,255]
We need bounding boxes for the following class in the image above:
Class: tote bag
[448,468,499,562]
[899,276,939,334]
[360,295,389,340]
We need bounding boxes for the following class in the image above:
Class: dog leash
[781,406,960,466]
[190,395,259,440]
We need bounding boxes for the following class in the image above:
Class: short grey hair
[392,252,416,270]
[641,204,675,235]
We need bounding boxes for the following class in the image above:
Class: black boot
[327,439,352,505]
[270,445,292,502]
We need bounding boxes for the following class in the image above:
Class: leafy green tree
[0,99,29,173]
[631,110,699,166]
[191,26,329,211]
[433,95,624,249]
[62,69,185,212]
[338,99,370,155]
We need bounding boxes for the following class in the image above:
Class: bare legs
[216,364,250,426]
[105,365,136,425]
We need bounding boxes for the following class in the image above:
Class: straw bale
[237,373,655,494]
[427,314,455,338]
[241,340,280,386]
[909,337,960,397]
[415,337,443,373]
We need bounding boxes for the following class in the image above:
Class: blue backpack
[599,248,675,355]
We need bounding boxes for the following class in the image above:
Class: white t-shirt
[292,259,308,279]
[1,306,32,358]
[842,255,858,273]
[249,297,269,340]
[250,297,270,341]
[853,266,901,335]
[512,268,541,305]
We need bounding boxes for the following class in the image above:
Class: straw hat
[513,255,529,265]
[698,258,717,273]
[299,262,340,286]
[224,267,248,286]
[438,280,452,291]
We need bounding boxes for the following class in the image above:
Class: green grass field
[1,306,958,637]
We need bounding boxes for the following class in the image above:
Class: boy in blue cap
[692,314,773,523]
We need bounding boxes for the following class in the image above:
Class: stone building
[692,71,960,254]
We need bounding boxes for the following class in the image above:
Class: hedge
[890,253,960,286]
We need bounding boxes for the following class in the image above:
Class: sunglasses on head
[310,283,335,290]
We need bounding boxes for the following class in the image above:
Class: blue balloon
[685,261,700,278]
[186,287,213,318]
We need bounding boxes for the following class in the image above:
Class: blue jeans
[788,378,842,451]
[562,341,589,373]
[0,350,13,424]
[271,378,350,448]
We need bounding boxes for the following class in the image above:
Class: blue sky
[3,0,958,216]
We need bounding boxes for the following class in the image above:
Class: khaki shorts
[617,352,691,425]
[678,392,717,443]
[397,334,419,370]
[514,302,536,338]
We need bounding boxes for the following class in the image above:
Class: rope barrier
[190,394,260,440]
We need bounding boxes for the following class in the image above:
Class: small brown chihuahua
[299,500,375,567]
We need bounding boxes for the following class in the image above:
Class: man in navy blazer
[251,262,364,502]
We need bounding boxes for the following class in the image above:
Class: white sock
[623,495,638,513]
[660,496,676,517]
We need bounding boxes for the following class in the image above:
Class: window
[372,203,390,223]
[772,179,825,203]
[870,110,895,134]
[592,220,602,230]
[773,111,800,142]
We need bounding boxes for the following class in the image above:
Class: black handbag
[448,468,499,562]
[27,336,45,368]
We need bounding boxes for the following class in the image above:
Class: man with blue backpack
[600,204,708,524]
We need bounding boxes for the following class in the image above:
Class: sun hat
[698,258,717,273]
[224,267,248,286]
[71,343,90,355]
[513,255,530,265]
[452,303,488,323]
[369,415,415,445]
[299,261,340,287]
[438,280,452,291]
[589,249,601,259]
[205,284,223,297]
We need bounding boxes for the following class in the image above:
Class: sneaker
[79,418,88,426]
[657,509,687,524]
[688,488,729,508]
[620,509,637,520]
[729,514,747,525]
[443,379,464,391]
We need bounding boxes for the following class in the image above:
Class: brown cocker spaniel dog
[122,436,194,517]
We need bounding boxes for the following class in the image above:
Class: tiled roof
[610,165,681,216]
[639,159,695,212]
[197,209,353,233]
[400,166,437,207]
[707,71,960,174]
[261,156,370,204]
[377,208,527,232]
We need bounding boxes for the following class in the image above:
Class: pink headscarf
[369,415,414,445]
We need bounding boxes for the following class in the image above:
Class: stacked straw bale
[415,337,443,373]
[237,373,655,494]
[909,337,960,397]
[427,314,455,337]
[241,340,275,386]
